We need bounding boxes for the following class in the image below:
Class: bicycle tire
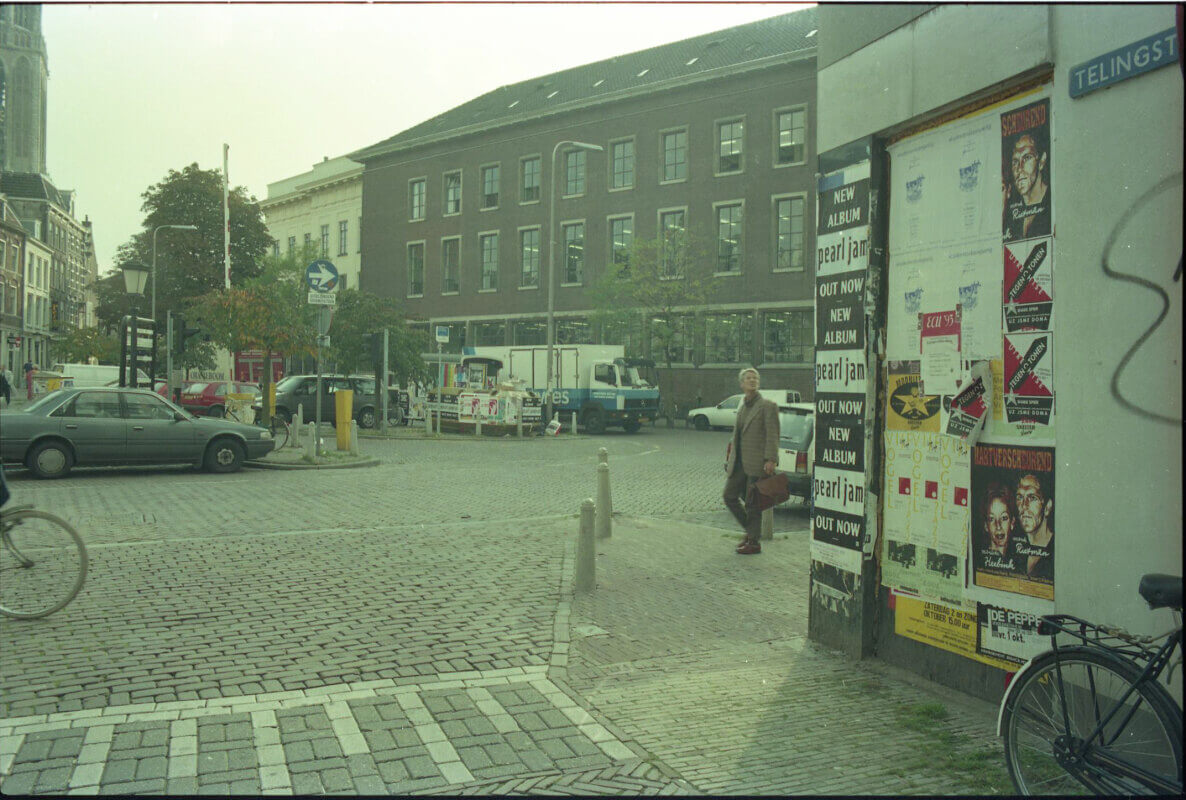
[1003,645,1182,795]
[0,509,89,619]
[269,417,291,449]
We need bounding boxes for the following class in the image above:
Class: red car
[179,381,260,417]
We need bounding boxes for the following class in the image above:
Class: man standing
[722,367,780,555]
[1012,472,1054,581]
[22,359,35,401]
[0,363,11,406]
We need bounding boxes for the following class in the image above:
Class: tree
[110,163,274,325]
[52,326,121,365]
[327,289,430,385]
[587,230,721,417]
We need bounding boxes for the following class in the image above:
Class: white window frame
[712,199,745,276]
[714,115,746,176]
[479,162,500,211]
[659,126,689,185]
[608,136,635,192]
[517,225,541,291]
[406,240,426,298]
[408,176,427,222]
[607,213,634,271]
[656,205,689,280]
[478,230,499,293]
[441,236,461,296]
[773,104,809,168]
[520,154,542,205]
[771,192,808,273]
[559,218,586,287]
[443,170,462,216]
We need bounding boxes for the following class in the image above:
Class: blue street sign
[435,325,450,344]
[305,259,339,292]
[1068,28,1178,99]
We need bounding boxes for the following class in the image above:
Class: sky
[39,1,810,273]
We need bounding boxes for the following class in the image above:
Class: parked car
[256,374,400,429]
[775,403,815,502]
[0,387,274,479]
[179,381,261,417]
[687,389,804,431]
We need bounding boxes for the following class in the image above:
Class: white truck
[461,345,661,434]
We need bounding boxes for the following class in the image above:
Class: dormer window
[593,79,605,87]
[686,57,699,66]
[637,68,650,77]
[547,90,559,99]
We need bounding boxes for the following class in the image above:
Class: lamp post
[545,140,603,425]
[151,224,197,322]
[121,262,150,388]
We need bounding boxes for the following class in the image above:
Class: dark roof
[0,171,68,208]
[352,7,817,162]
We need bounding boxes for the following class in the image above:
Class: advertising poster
[1001,98,1052,243]
[920,308,962,396]
[1003,330,1054,426]
[817,271,866,352]
[886,361,941,432]
[817,177,871,277]
[1003,238,1054,332]
[970,443,1055,601]
[894,595,1016,672]
[811,560,861,620]
[956,253,999,360]
[945,361,991,444]
[815,393,865,473]
[976,604,1047,665]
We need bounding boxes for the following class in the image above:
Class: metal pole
[380,328,389,433]
[119,314,129,388]
[166,310,174,401]
[315,341,322,457]
[129,308,139,389]
[151,227,159,323]
[545,141,562,428]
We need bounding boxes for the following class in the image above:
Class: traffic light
[362,332,383,366]
[174,317,204,354]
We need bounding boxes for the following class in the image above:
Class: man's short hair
[737,367,759,383]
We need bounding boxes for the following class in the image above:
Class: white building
[260,156,363,291]
[23,233,51,367]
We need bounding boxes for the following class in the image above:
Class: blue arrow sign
[305,259,339,292]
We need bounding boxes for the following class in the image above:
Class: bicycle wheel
[269,417,291,449]
[0,509,88,619]
[1003,645,1182,795]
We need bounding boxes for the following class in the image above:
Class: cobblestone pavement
[1,426,1007,794]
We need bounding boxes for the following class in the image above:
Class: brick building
[351,8,819,409]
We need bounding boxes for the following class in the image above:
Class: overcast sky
[40,1,808,272]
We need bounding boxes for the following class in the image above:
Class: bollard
[294,405,304,448]
[516,398,523,439]
[761,507,774,540]
[349,420,360,455]
[595,462,612,540]
[304,422,316,460]
[575,498,596,592]
[475,404,482,437]
[571,411,578,436]
[597,448,613,519]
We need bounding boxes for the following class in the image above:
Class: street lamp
[121,262,150,388]
[545,140,603,425]
[152,224,197,322]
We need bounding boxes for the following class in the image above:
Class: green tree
[52,326,121,365]
[327,289,430,385]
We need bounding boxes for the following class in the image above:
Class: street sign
[308,290,336,306]
[7,335,22,346]
[316,335,331,348]
[305,259,339,292]
[435,325,450,344]
[316,306,333,336]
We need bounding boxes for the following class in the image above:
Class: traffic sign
[308,291,336,306]
[6,335,21,346]
[305,259,339,292]
[435,325,450,344]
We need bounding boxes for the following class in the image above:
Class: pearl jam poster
[969,443,1055,601]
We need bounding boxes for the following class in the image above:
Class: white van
[50,363,149,388]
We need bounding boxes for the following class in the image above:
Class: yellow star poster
[887,361,941,432]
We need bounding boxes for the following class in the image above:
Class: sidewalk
[0,515,1010,795]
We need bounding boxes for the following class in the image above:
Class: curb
[244,457,380,470]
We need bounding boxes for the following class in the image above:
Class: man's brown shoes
[736,541,761,555]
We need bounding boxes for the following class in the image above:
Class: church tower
[0,4,49,174]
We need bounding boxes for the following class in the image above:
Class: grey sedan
[0,387,275,479]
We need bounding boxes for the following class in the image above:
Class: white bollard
[516,398,523,439]
[304,422,316,460]
[576,499,596,592]
[571,411,578,436]
[596,462,612,540]
[350,420,360,455]
[475,404,482,437]
[294,405,304,448]
[761,507,774,540]
[598,448,613,519]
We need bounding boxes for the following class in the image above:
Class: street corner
[244,449,381,470]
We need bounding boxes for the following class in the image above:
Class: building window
[661,128,688,182]
[776,106,807,166]
[272,242,281,256]
[409,178,426,220]
[287,236,296,254]
[716,203,743,273]
[480,232,499,290]
[521,156,541,203]
[650,314,695,364]
[562,222,584,284]
[320,225,330,257]
[601,315,643,355]
[338,220,348,256]
[304,232,312,247]
[519,228,540,288]
[717,119,744,174]
[513,319,546,346]
[564,151,586,196]
[659,209,686,277]
[763,309,813,363]
[774,195,806,271]
[444,171,462,215]
[442,238,460,294]
[406,243,425,296]
[357,217,362,252]
[704,312,752,363]
[609,216,633,271]
[480,165,500,209]
[557,318,593,345]
[472,321,505,346]
[610,139,634,189]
